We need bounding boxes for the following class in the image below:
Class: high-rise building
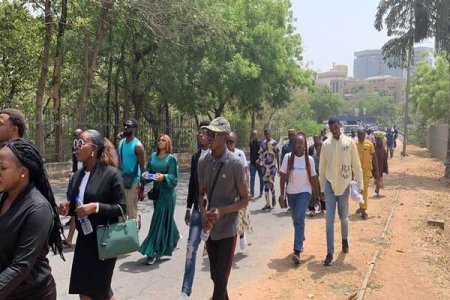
[353,46,433,79]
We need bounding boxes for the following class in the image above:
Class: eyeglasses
[206,131,225,140]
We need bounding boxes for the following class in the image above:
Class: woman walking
[59,129,126,300]
[140,134,180,265]
[0,139,64,299]
[279,132,319,264]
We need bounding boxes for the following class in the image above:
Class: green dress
[139,152,180,257]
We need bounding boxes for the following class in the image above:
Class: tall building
[353,46,433,79]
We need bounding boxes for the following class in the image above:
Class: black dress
[67,164,126,299]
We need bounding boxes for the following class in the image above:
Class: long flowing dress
[140,152,180,257]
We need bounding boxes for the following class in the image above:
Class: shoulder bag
[96,205,139,260]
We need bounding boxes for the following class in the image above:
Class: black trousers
[206,235,237,300]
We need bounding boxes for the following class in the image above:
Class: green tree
[411,54,449,122]
[357,93,396,125]
[309,86,343,123]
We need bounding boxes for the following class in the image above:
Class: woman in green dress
[140,133,180,265]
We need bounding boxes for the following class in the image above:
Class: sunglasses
[73,139,90,149]
[206,131,225,139]
[123,123,134,128]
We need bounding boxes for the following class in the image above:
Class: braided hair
[3,139,64,260]
[286,132,313,185]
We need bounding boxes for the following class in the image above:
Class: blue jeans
[324,181,350,255]
[181,209,202,296]
[287,192,311,253]
[249,163,263,196]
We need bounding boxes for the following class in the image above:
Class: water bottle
[76,196,93,235]
[200,229,210,241]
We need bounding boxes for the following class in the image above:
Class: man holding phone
[197,117,249,300]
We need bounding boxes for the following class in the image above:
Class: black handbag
[147,188,160,201]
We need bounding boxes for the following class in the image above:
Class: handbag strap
[207,162,224,210]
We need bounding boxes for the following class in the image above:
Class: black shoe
[262,204,271,211]
[323,253,333,266]
[342,239,349,253]
[355,208,362,214]
[361,210,368,220]
[272,198,276,208]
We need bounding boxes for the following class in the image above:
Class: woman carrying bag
[279,132,320,265]
[140,134,180,265]
[58,129,126,300]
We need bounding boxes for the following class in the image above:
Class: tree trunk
[165,102,170,135]
[52,0,67,162]
[445,53,450,179]
[105,25,113,139]
[35,0,53,156]
[251,108,256,130]
[77,0,114,127]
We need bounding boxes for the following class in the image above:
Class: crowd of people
[0,108,395,300]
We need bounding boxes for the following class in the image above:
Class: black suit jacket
[67,164,126,229]
[186,149,202,211]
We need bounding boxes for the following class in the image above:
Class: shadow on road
[267,254,315,273]
[118,256,171,273]
[306,252,357,280]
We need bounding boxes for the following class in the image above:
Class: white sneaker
[240,235,247,250]
[177,292,190,299]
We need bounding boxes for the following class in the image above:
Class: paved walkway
[50,172,292,299]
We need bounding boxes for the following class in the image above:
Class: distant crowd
[0,108,395,300]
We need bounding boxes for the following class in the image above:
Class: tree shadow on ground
[267,254,315,273]
[306,252,357,280]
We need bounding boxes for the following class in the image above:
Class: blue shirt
[386,132,394,147]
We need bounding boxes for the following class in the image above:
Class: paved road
[50,172,294,300]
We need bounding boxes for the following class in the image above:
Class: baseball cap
[202,117,231,134]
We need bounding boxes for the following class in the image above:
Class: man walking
[249,130,263,199]
[319,117,363,266]
[355,128,379,220]
[281,129,296,162]
[258,127,280,210]
[198,117,249,300]
[0,108,26,143]
[386,129,395,159]
[179,121,210,300]
[118,118,146,226]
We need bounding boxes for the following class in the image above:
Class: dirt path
[230,144,450,300]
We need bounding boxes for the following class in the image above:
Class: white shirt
[78,172,91,204]
[231,148,248,168]
[280,154,316,194]
[200,148,210,160]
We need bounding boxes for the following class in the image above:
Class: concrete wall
[427,124,449,163]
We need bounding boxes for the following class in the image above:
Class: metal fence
[25,117,285,162]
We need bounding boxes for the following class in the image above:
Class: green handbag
[96,205,139,260]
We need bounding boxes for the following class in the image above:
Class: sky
[291,0,434,76]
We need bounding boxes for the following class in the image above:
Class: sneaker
[361,210,368,220]
[177,292,191,300]
[262,204,271,211]
[308,210,315,217]
[146,256,156,265]
[292,253,300,264]
[342,239,349,253]
[355,208,362,214]
[323,253,333,266]
[240,235,247,250]
[250,193,254,199]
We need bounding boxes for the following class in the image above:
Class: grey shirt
[198,148,245,240]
